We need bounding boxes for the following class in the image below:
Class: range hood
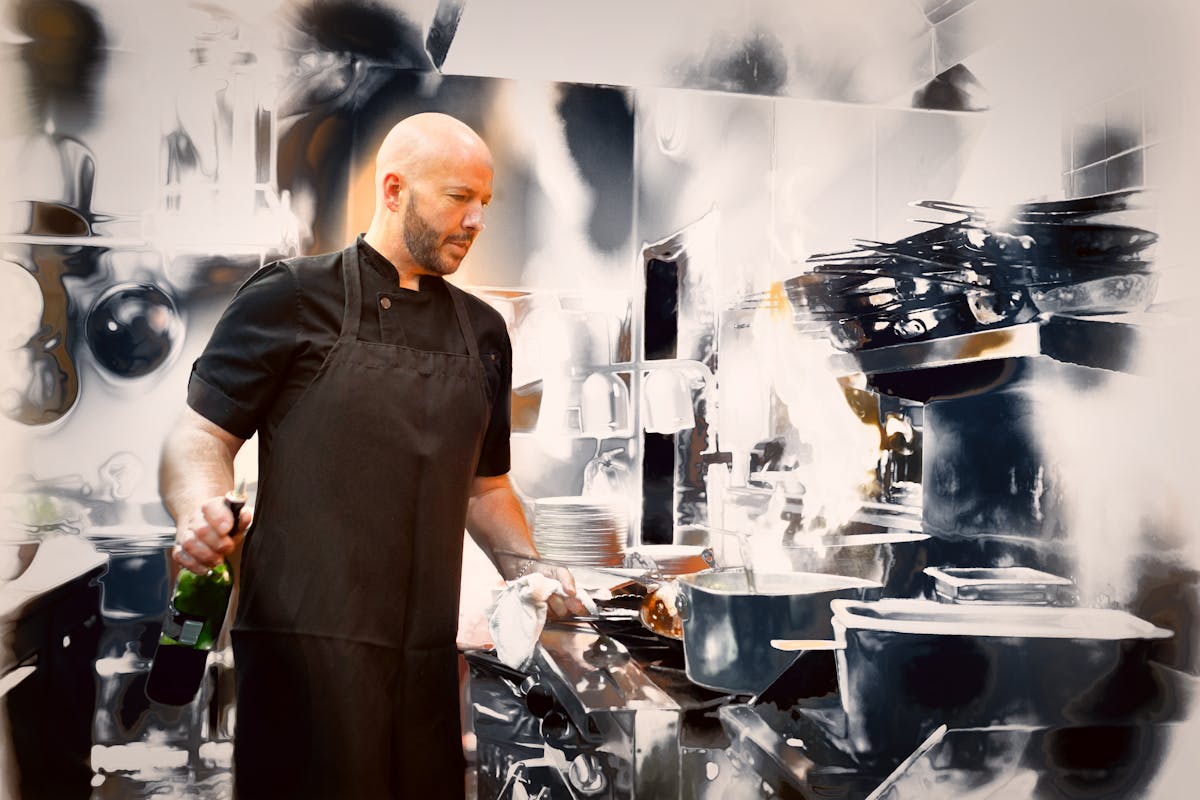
[428,0,1000,107]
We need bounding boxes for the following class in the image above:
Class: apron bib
[231,243,489,799]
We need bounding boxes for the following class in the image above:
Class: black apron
[230,243,489,799]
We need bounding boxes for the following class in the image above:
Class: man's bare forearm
[159,407,245,534]
[465,475,538,580]
[466,474,590,616]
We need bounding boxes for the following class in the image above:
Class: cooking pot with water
[675,569,880,695]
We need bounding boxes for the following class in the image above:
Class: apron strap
[337,243,364,344]
[447,283,480,360]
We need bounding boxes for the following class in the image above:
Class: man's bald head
[365,113,494,283]
[374,112,491,189]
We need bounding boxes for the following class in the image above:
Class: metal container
[831,599,1173,757]
[784,532,931,597]
[924,566,1076,605]
[84,525,175,621]
[676,569,880,695]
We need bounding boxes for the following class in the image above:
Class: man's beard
[403,195,468,276]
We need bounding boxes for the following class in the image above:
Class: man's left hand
[545,565,592,618]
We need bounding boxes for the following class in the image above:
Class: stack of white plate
[532,496,628,566]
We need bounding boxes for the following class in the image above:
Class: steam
[750,285,880,536]
[1032,352,1199,609]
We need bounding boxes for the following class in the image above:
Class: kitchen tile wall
[1063,77,1195,197]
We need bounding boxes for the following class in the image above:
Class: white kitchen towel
[488,572,596,669]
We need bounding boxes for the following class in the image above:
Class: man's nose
[462,203,485,231]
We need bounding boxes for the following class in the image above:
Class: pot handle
[769,639,845,652]
[674,589,690,621]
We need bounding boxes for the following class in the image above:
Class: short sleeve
[475,317,513,477]
[187,262,300,439]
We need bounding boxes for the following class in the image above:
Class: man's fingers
[171,493,250,579]
[192,501,252,555]
[200,497,238,537]
[547,595,569,618]
[546,592,592,619]
[565,597,591,617]
[554,567,578,595]
[174,546,211,576]
[180,535,222,569]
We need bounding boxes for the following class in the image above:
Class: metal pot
[84,525,175,621]
[782,532,930,597]
[675,569,880,695]
[830,599,1173,758]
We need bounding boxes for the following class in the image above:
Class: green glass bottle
[145,482,246,705]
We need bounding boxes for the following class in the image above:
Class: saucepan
[773,598,1174,758]
[675,568,880,695]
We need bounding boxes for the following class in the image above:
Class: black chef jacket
[187,235,512,476]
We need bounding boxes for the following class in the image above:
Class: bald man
[159,113,585,798]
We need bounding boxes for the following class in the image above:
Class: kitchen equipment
[786,190,1160,362]
[1027,272,1158,315]
[622,546,716,640]
[642,368,695,433]
[85,282,184,380]
[829,294,982,352]
[639,578,685,640]
[5,247,96,426]
[500,549,695,641]
[467,624,686,800]
[579,372,630,436]
[83,524,175,620]
[675,569,880,695]
[830,599,1173,757]
[0,530,40,581]
[924,566,1077,605]
[914,189,1145,221]
[862,722,1179,800]
[625,544,713,576]
[782,532,931,597]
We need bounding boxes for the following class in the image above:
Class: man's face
[402,192,463,276]
[402,157,493,276]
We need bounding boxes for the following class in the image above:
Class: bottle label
[162,603,209,647]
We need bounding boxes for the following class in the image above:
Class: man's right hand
[174,495,252,575]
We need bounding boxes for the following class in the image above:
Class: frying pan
[501,550,714,641]
[914,188,1144,221]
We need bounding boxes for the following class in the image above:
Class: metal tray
[924,566,1076,606]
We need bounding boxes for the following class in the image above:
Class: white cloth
[488,572,596,669]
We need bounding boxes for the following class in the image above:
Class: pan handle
[769,639,845,652]
[494,549,661,587]
[674,589,690,621]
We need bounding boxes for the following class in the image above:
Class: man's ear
[382,172,406,211]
